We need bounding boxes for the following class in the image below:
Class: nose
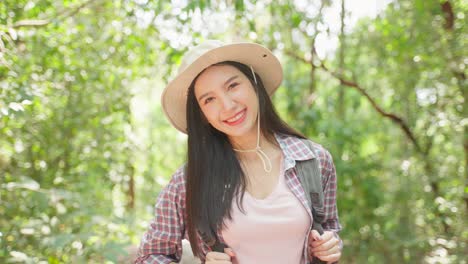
[219,94,236,111]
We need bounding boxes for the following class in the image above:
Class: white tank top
[221,159,310,264]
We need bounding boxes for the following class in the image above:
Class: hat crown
[178,40,224,74]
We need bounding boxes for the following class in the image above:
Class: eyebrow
[197,75,240,102]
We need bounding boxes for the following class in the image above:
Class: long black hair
[185,61,305,257]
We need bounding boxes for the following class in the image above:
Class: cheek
[246,93,259,110]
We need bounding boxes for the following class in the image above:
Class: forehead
[194,65,243,91]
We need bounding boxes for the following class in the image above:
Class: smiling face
[194,64,259,142]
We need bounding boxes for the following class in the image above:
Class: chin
[224,126,256,138]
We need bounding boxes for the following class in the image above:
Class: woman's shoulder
[306,139,332,156]
[156,164,187,206]
[277,133,333,161]
[167,164,187,188]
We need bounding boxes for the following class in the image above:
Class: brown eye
[204,97,214,105]
[228,82,239,90]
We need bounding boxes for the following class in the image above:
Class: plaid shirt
[135,134,341,263]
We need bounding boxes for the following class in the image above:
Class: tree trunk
[338,0,346,118]
[439,0,468,213]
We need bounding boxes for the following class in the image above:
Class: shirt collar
[275,133,316,164]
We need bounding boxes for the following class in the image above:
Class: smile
[224,109,247,126]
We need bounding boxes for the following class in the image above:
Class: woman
[135,40,342,264]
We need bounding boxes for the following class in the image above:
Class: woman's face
[194,64,259,141]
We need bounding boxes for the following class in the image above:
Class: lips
[223,109,247,126]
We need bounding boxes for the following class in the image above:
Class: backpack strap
[200,230,226,253]
[295,139,325,224]
[295,139,326,264]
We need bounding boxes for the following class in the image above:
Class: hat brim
[162,42,283,133]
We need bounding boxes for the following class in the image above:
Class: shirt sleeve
[135,168,186,263]
[319,148,342,233]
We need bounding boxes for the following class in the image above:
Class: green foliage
[1,0,466,263]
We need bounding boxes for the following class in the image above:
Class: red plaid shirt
[135,134,341,263]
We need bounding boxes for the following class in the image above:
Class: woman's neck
[229,133,262,150]
[230,133,278,160]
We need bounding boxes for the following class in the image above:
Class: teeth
[226,111,244,122]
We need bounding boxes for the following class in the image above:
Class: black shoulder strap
[296,139,327,264]
[295,139,325,224]
[200,231,225,253]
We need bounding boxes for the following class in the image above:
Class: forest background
[0,0,466,263]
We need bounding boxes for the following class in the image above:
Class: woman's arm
[135,168,186,263]
[309,147,342,263]
[320,148,342,234]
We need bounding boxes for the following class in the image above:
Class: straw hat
[161,40,283,133]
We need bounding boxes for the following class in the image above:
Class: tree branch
[440,1,454,31]
[285,48,423,153]
[12,20,49,28]
[284,50,309,64]
[11,0,99,29]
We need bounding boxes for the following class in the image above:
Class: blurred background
[0,0,466,263]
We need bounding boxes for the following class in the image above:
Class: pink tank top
[221,159,310,264]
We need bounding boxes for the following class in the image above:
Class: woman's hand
[205,248,236,264]
[308,230,341,263]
